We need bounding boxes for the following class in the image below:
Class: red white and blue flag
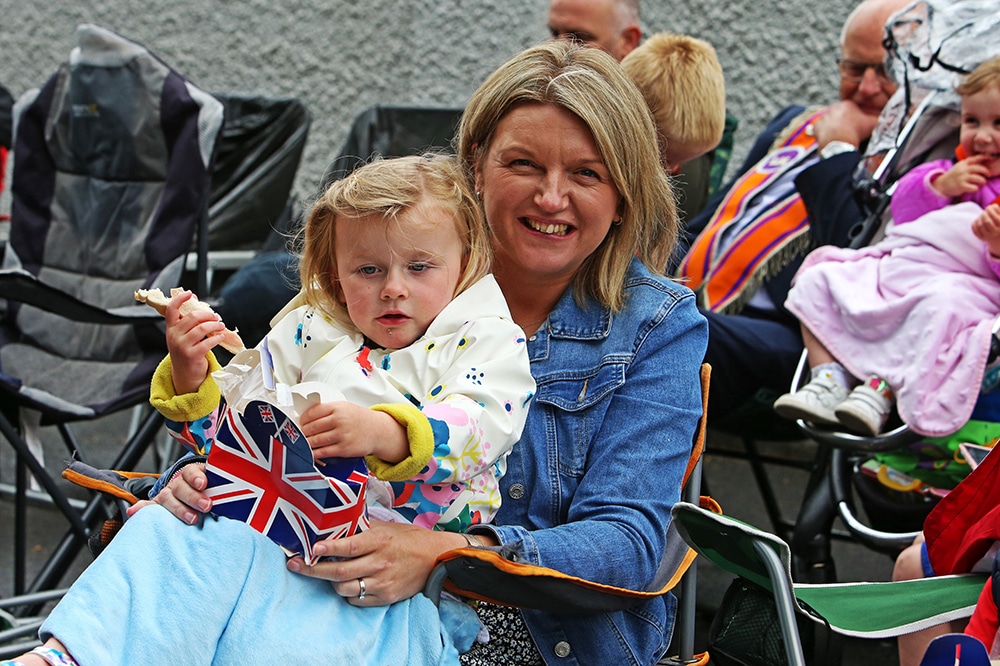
[205,400,370,564]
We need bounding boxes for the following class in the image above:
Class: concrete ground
[0,415,904,664]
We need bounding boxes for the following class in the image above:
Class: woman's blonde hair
[457,39,677,311]
[297,153,491,325]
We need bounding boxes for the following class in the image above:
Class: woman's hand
[285,520,471,606]
[127,462,213,525]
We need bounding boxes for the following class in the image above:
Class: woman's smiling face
[476,102,620,290]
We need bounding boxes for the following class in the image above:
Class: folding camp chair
[0,23,222,600]
[182,93,311,294]
[671,501,987,666]
[424,364,715,666]
[320,103,464,189]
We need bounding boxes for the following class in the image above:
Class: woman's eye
[579,168,599,179]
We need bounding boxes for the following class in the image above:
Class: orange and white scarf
[678,108,826,313]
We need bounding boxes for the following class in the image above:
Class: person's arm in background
[796,99,880,248]
[763,100,875,322]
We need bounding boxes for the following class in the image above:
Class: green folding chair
[670,501,987,666]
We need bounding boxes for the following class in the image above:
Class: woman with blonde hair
[12,40,706,666]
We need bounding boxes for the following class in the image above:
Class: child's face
[333,198,467,350]
[960,85,1000,177]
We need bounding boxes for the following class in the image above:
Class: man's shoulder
[766,105,809,131]
[760,105,813,144]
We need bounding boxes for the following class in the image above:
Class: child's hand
[300,401,408,463]
[166,290,228,394]
[932,155,991,198]
[973,203,1000,258]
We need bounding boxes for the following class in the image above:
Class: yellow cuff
[149,353,223,422]
[365,403,434,481]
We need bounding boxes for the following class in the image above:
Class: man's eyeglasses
[837,58,893,87]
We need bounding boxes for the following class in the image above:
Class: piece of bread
[134,287,246,354]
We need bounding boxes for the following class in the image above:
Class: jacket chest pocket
[533,362,625,476]
[534,361,626,411]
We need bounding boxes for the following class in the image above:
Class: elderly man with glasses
[673,0,913,423]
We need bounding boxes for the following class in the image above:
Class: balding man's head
[838,0,913,115]
[547,0,642,61]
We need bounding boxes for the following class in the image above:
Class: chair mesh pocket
[708,577,808,666]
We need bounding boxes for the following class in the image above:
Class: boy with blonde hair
[622,32,727,174]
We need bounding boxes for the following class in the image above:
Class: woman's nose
[535,173,567,211]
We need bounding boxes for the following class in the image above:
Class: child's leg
[894,534,966,666]
[38,505,457,665]
[773,324,853,424]
[801,325,838,368]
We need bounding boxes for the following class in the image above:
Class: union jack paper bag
[205,399,370,564]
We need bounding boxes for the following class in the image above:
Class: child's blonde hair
[956,55,1000,97]
[621,32,726,168]
[298,153,491,325]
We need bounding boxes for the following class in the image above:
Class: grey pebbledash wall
[0,0,855,211]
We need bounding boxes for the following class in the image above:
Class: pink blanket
[785,201,1000,437]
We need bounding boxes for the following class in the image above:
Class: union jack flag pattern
[205,400,370,564]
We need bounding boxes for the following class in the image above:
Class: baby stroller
[786,0,1000,579]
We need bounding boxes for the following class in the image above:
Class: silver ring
[357,577,366,601]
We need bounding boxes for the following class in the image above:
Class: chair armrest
[425,546,686,614]
[0,269,161,325]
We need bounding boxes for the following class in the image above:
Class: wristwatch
[819,140,857,160]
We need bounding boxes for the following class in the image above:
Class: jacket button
[508,483,525,499]
[554,641,571,657]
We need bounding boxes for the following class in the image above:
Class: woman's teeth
[526,220,569,236]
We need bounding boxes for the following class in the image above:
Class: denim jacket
[471,258,708,666]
